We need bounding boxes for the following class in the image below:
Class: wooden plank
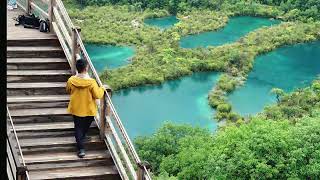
[7,58,67,63]
[53,7,72,46]
[10,107,68,117]
[8,70,72,76]
[7,46,62,51]
[14,122,75,131]
[7,82,66,89]
[8,95,69,103]
[24,149,109,164]
[55,0,74,29]
[20,136,101,149]
[27,159,113,171]
[52,22,72,66]
[29,165,120,180]
[7,8,56,40]
[7,157,15,180]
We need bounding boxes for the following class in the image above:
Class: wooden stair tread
[8,36,57,41]
[7,58,67,63]
[14,122,73,131]
[7,46,62,51]
[27,159,113,171]
[7,95,69,103]
[13,121,97,131]
[10,107,68,116]
[8,70,72,76]
[24,149,109,163]
[20,135,101,148]
[8,82,66,89]
[29,165,119,180]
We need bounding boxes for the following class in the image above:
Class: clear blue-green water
[112,72,220,138]
[144,16,179,29]
[180,16,280,48]
[229,41,320,116]
[85,44,134,73]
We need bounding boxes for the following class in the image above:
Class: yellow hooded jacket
[66,76,105,117]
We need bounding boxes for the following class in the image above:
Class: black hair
[76,59,88,73]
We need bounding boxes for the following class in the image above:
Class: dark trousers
[73,115,94,150]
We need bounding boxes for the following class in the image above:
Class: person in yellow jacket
[66,59,105,158]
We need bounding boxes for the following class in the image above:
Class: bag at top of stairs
[39,19,50,33]
[14,13,41,29]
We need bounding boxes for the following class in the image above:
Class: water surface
[144,16,179,29]
[86,44,134,73]
[112,72,220,138]
[229,41,320,116]
[180,16,280,48]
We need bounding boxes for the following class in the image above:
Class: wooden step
[28,165,120,180]
[8,95,69,103]
[7,46,65,58]
[7,82,67,96]
[24,150,110,164]
[10,107,68,117]
[27,159,113,171]
[8,101,69,109]
[21,143,106,155]
[8,70,72,76]
[12,121,98,133]
[18,127,99,139]
[7,58,70,70]
[7,70,72,83]
[10,114,73,124]
[8,95,70,110]
[20,135,102,149]
[7,36,60,46]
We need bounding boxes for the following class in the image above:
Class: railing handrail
[22,0,152,179]
[7,106,30,180]
[76,26,152,180]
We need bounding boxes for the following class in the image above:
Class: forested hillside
[136,80,320,179]
[78,0,320,20]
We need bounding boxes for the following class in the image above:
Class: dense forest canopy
[78,0,320,19]
[136,80,320,179]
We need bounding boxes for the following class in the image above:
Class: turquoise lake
[86,15,319,138]
[180,16,280,48]
[144,16,179,29]
[229,41,320,116]
[111,72,219,138]
[85,44,134,73]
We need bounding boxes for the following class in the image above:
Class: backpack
[14,14,40,29]
[39,19,50,32]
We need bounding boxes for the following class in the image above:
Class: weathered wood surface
[29,166,121,180]
[7,7,56,40]
[7,6,121,180]
[8,95,69,103]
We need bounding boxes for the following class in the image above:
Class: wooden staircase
[7,36,121,179]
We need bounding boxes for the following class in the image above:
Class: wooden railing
[16,0,152,179]
[7,107,29,180]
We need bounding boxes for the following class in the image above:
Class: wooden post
[48,0,54,32]
[136,163,144,180]
[26,0,30,14]
[16,166,27,180]
[99,92,106,139]
[71,27,81,74]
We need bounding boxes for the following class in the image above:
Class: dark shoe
[77,149,85,158]
[82,136,91,142]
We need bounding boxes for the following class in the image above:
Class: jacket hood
[69,76,95,88]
